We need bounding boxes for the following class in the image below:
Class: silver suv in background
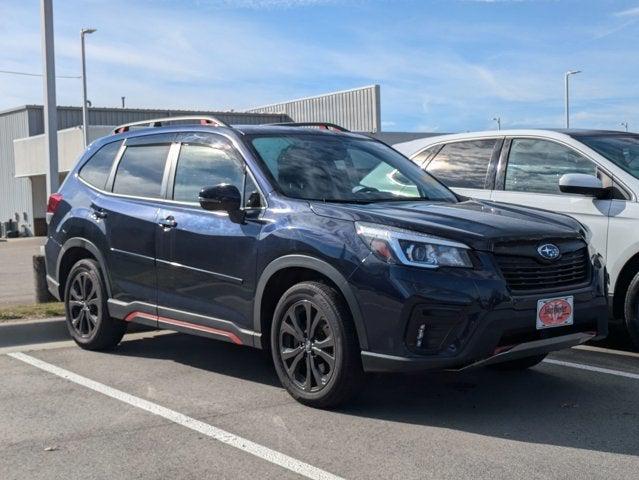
[395,129,639,348]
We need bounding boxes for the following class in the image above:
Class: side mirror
[559,174,610,198]
[199,184,242,219]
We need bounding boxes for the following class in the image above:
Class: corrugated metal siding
[0,109,34,234]
[246,85,381,133]
[26,106,288,134]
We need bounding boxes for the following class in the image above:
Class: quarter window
[173,144,244,203]
[112,144,170,198]
[412,144,442,166]
[505,139,597,194]
[79,140,122,189]
[426,140,497,189]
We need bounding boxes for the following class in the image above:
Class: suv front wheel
[271,281,364,409]
[64,258,127,350]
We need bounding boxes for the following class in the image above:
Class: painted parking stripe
[7,351,344,480]
[543,358,639,380]
[573,345,639,359]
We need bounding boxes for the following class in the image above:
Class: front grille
[495,247,590,293]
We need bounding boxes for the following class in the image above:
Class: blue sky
[1,0,638,132]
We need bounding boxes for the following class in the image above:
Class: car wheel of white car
[623,271,639,350]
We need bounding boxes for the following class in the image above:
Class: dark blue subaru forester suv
[45,117,608,408]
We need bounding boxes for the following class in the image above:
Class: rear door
[95,133,174,310]
[422,139,502,200]
[156,132,265,333]
[490,137,611,260]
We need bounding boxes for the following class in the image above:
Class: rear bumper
[361,331,595,372]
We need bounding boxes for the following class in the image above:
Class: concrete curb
[0,317,68,350]
[0,317,154,351]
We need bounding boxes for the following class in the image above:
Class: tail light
[47,193,63,215]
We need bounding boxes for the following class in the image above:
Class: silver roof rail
[112,115,230,134]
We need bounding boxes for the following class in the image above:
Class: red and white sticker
[536,296,574,330]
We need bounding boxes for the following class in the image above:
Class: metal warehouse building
[2,84,432,237]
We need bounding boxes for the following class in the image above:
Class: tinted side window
[79,141,122,189]
[173,144,244,203]
[426,140,496,189]
[243,174,263,208]
[412,144,441,166]
[505,139,597,194]
[112,144,170,198]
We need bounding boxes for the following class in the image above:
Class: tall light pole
[565,70,581,129]
[493,117,501,131]
[620,122,629,132]
[81,27,96,147]
[41,0,59,198]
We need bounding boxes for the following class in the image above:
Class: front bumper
[350,250,608,373]
[362,331,596,372]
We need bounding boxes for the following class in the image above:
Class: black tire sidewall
[623,273,639,348]
[270,283,349,404]
[64,259,108,346]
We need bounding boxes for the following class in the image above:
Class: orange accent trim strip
[123,311,242,345]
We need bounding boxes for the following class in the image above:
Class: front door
[156,133,264,333]
[490,138,611,260]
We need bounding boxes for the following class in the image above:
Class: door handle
[90,204,107,219]
[159,216,177,229]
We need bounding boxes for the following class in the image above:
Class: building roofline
[0,104,285,117]
[246,84,379,111]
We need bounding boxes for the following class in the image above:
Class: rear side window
[505,139,597,194]
[78,141,122,189]
[173,144,244,203]
[112,144,170,198]
[412,144,441,166]
[426,140,497,189]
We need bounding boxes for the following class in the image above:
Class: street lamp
[621,122,629,132]
[81,27,96,147]
[565,70,581,129]
[493,116,501,131]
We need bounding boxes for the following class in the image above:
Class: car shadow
[114,332,639,457]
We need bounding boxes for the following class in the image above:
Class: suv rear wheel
[271,281,364,408]
[624,271,639,349]
[64,259,126,350]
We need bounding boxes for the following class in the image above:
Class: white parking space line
[543,358,639,380]
[573,345,639,359]
[7,351,344,480]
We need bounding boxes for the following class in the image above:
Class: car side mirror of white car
[559,173,610,199]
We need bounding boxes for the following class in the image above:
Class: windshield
[248,133,457,203]
[579,134,639,180]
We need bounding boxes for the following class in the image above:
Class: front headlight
[355,222,473,269]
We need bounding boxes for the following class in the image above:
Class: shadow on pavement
[111,332,639,457]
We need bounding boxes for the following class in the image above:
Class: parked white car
[395,129,639,347]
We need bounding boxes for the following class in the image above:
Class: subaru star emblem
[538,243,560,260]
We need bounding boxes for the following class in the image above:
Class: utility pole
[81,27,96,147]
[121,96,125,108]
[565,70,581,129]
[620,122,629,132]
[492,117,501,131]
[41,0,58,198]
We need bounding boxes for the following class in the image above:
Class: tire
[490,353,547,371]
[623,271,639,350]
[64,258,126,351]
[270,281,364,409]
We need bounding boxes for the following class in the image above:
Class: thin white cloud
[615,6,639,17]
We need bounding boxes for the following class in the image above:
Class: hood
[310,199,586,251]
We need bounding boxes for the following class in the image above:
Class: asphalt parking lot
[2,323,639,480]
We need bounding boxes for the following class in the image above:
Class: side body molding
[253,255,369,350]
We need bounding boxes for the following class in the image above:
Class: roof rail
[268,122,350,132]
[112,115,230,134]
